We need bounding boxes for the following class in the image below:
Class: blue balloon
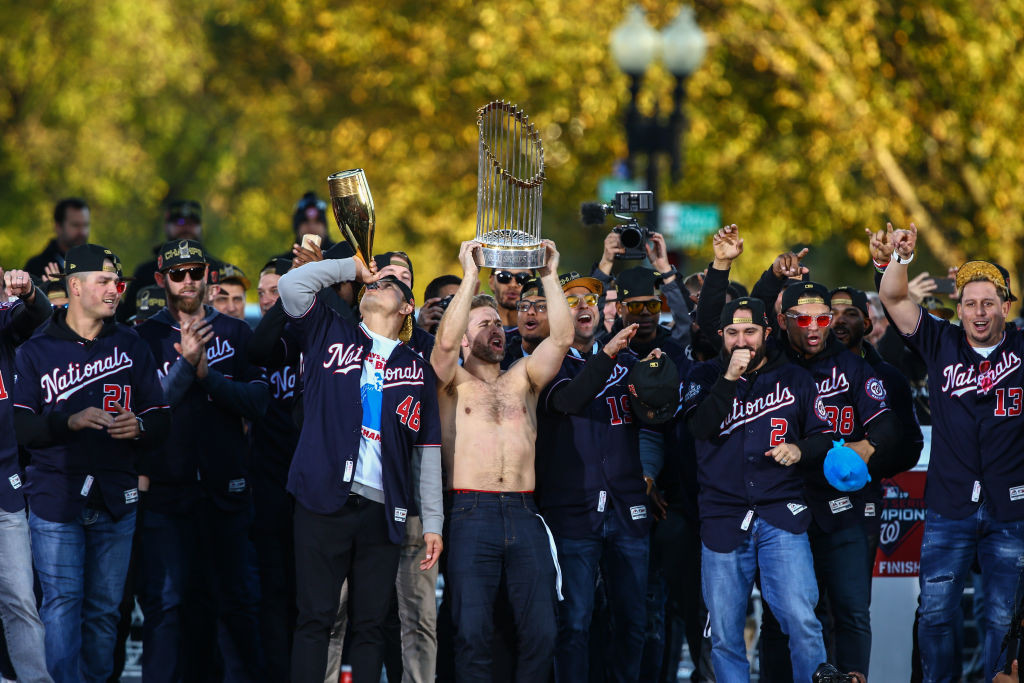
[823,439,871,492]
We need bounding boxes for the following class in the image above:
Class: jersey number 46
[396,396,422,432]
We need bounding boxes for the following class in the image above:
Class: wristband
[872,259,890,272]
[893,251,914,265]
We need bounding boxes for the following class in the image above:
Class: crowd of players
[0,194,1021,683]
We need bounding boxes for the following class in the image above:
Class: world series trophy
[475,101,546,268]
[327,168,375,266]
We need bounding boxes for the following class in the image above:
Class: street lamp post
[610,6,707,231]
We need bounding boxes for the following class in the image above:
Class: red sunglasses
[785,312,832,327]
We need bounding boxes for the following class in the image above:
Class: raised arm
[524,240,574,389]
[878,222,923,335]
[431,241,480,387]
[278,252,375,318]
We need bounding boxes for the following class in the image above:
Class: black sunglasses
[167,266,206,283]
[494,271,531,286]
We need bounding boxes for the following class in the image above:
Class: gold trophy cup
[327,169,375,266]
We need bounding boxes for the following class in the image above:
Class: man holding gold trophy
[278,169,444,683]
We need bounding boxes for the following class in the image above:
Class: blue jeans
[446,492,558,683]
[702,518,825,683]
[554,508,649,683]
[917,504,1024,682]
[0,509,51,683]
[29,507,135,683]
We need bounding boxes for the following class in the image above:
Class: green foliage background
[2,0,1022,298]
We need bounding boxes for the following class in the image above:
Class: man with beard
[13,245,170,682]
[881,223,1024,681]
[534,269,658,682]
[277,251,443,683]
[489,268,532,333]
[135,239,269,682]
[502,276,549,368]
[24,198,91,282]
[431,240,573,682]
[683,296,831,683]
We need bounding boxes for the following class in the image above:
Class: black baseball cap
[377,275,414,303]
[781,281,831,312]
[166,200,202,223]
[213,262,251,290]
[45,279,68,301]
[626,354,680,425]
[829,287,869,316]
[260,257,292,277]
[156,239,207,272]
[615,267,662,300]
[374,252,414,288]
[719,297,769,330]
[520,276,545,299]
[64,244,124,278]
[135,285,167,320]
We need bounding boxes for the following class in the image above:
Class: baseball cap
[519,276,545,299]
[829,286,869,316]
[615,267,661,299]
[719,297,769,330]
[45,279,68,302]
[781,281,831,312]
[823,439,871,491]
[955,260,1017,302]
[156,239,207,272]
[260,258,292,277]
[166,200,202,224]
[134,285,167,321]
[626,354,680,425]
[374,252,414,288]
[213,262,251,290]
[559,271,603,295]
[64,244,124,278]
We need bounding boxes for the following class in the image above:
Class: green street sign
[660,202,721,249]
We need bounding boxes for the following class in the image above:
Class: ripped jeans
[917,504,1024,683]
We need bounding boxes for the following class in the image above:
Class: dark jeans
[137,500,263,683]
[760,522,874,680]
[446,492,558,683]
[291,496,401,683]
[554,508,649,683]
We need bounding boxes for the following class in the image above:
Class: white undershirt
[353,324,400,492]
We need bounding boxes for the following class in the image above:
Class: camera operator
[417,275,462,335]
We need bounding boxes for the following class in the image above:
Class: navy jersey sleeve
[682,361,722,418]
[899,306,948,362]
[129,333,169,416]
[0,300,21,331]
[12,343,42,414]
[415,364,442,448]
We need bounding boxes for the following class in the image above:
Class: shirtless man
[431,239,573,683]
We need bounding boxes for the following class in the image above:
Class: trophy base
[476,230,546,269]
[477,244,546,269]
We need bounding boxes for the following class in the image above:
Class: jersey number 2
[396,396,422,432]
[769,418,788,447]
[103,384,132,413]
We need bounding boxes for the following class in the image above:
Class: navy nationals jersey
[902,309,1024,521]
[683,350,833,552]
[13,312,167,522]
[536,350,656,539]
[286,295,441,543]
[136,307,267,514]
[0,296,51,512]
[798,342,890,532]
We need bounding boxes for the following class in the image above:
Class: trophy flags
[475,101,546,269]
[327,169,375,266]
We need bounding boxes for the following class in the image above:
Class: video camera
[581,191,655,261]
